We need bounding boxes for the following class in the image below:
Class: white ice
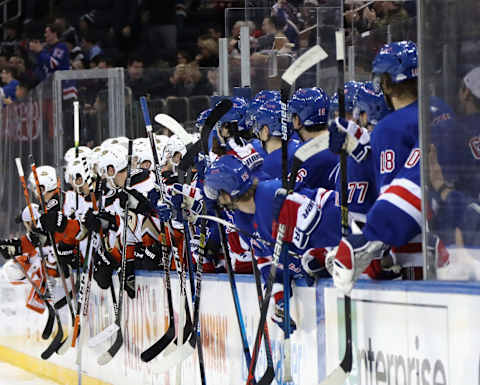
[0,362,59,385]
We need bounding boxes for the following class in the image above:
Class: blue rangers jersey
[295,140,338,190]
[261,139,300,180]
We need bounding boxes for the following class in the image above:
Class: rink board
[0,272,319,385]
[322,280,480,385]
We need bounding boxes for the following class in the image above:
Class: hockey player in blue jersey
[288,87,339,190]
[253,99,300,180]
[329,80,362,121]
[204,154,341,330]
[329,41,424,294]
[428,66,480,248]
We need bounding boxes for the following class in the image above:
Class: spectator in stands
[54,15,79,47]
[9,55,35,88]
[271,0,299,48]
[142,0,184,65]
[0,65,19,105]
[177,50,192,65]
[91,54,112,69]
[168,62,213,97]
[228,21,257,57]
[125,56,150,99]
[15,76,32,101]
[372,1,409,28]
[64,33,85,70]
[256,15,292,53]
[29,24,71,83]
[195,35,219,67]
[81,32,103,66]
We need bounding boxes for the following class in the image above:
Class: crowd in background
[0,1,416,107]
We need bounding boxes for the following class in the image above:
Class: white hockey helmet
[28,165,57,194]
[136,144,154,170]
[21,203,40,223]
[102,137,129,150]
[90,146,103,174]
[64,146,92,164]
[97,144,128,185]
[2,260,25,283]
[134,137,149,147]
[66,156,92,190]
[161,135,187,166]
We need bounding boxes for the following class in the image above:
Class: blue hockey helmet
[245,91,279,131]
[204,155,253,200]
[218,97,247,126]
[195,108,212,130]
[353,81,391,125]
[254,99,283,137]
[329,81,362,117]
[372,41,418,92]
[254,90,280,103]
[288,87,330,127]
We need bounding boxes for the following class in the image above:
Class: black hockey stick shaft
[14,157,56,340]
[183,217,207,384]
[98,139,133,364]
[337,27,353,375]
[215,208,254,380]
[250,246,275,385]
[139,97,176,361]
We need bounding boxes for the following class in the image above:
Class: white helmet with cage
[65,156,92,191]
[64,146,93,164]
[2,260,25,283]
[97,144,128,186]
[102,137,129,150]
[161,135,187,166]
[136,144,154,170]
[90,146,103,175]
[27,165,57,194]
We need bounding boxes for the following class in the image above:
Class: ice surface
[0,362,59,385]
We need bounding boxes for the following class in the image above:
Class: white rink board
[322,280,480,385]
[0,272,320,385]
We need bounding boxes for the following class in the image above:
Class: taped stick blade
[281,45,328,85]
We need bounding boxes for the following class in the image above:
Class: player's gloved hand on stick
[0,238,22,259]
[301,247,328,285]
[118,188,153,216]
[272,192,321,249]
[83,209,118,233]
[124,258,136,299]
[164,183,204,224]
[28,229,47,247]
[326,233,386,295]
[39,210,67,233]
[93,248,119,290]
[329,118,371,163]
[271,293,297,333]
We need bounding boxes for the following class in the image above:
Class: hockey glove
[84,209,118,233]
[119,189,153,216]
[124,258,136,299]
[0,238,22,259]
[301,247,328,285]
[143,243,163,270]
[330,118,371,163]
[327,233,386,295]
[273,193,322,250]
[28,229,47,247]
[39,210,67,233]
[271,295,297,333]
[93,248,119,290]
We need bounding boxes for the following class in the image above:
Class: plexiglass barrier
[419,0,480,280]
[224,7,341,95]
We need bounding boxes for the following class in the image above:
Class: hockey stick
[154,113,194,145]
[246,131,332,385]
[14,157,55,341]
[29,158,73,359]
[97,139,133,366]
[319,28,352,385]
[215,207,254,379]
[250,245,275,385]
[139,96,176,362]
[73,100,81,306]
[200,99,233,159]
[246,45,328,379]
[72,166,102,348]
